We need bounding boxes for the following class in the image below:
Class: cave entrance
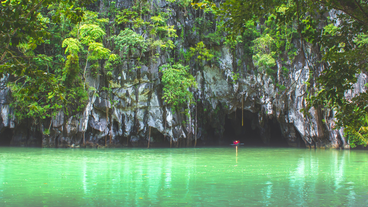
[223,110,264,146]
[0,128,13,146]
[223,110,289,147]
[268,117,289,147]
[150,127,167,147]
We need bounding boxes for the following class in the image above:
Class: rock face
[0,0,364,148]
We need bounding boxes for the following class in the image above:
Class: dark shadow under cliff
[222,110,289,147]
[0,128,12,146]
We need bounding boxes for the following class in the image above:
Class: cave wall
[0,0,365,148]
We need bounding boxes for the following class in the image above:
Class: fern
[80,24,106,44]
[87,42,111,61]
[62,38,81,55]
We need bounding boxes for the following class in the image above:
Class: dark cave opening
[0,128,13,146]
[223,110,289,147]
[223,110,264,146]
[268,117,289,147]
[150,127,165,143]
[34,129,43,147]
[295,127,306,148]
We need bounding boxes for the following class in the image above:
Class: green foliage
[111,28,147,59]
[115,9,150,28]
[195,0,368,147]
[335,103,368,148]
[167,0,192,8]
[189,41,214,62]
[87,42,111,60]
[148,13,178,51]
[160,63,197,112]
[9,74,61,121]
[63,20,112,83]
[5,0,368,149]
[180,49,192,63]
[80,24,106,44]
[5,6,113,122]
[105,54,121,76]
[307,8,368,147]
[63,54,80,84]
[230,72,239,85]
[0,0,96,122]
[114,9,178,59]
[62,38,81,55]
[252,34,277,79]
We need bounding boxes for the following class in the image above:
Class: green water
[0,147,367,206]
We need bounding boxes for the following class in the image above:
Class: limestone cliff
[0,0,364,148]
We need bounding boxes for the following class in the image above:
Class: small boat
[230,140,244,146]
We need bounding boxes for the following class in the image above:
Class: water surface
[0,147,367,206]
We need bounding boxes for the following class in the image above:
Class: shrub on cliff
[160,63,197,113]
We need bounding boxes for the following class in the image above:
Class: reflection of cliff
[286,150,368,205]
[0,1,366,148]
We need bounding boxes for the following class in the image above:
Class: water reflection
[0,148,367,206]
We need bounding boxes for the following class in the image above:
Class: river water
[0,147,367,206]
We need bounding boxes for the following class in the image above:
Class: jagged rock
[79,100,94,132]
[94,97,111,111]
[66,116,79,136]
[89,110,108,132]
[1,105,10,127]
[52,111,64,128]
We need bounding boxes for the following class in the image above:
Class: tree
[0,0,93,76]
[0,0,94,123]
